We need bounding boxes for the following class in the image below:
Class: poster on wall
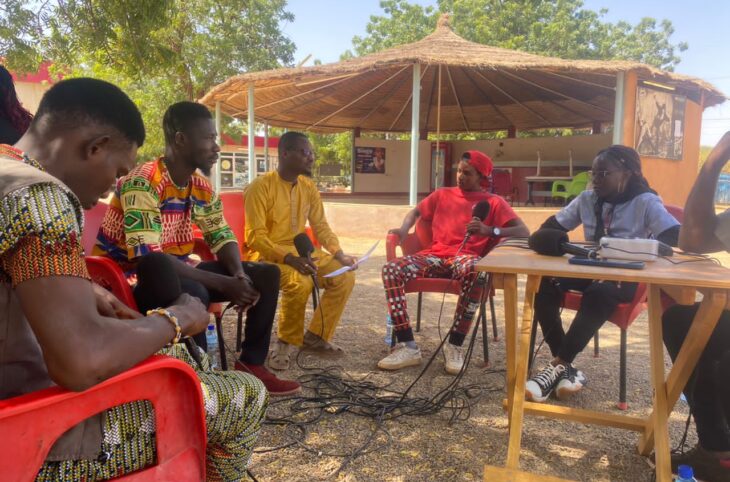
[635,86,686,160]
[355,147,386,173]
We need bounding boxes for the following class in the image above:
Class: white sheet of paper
[323,241,379,278]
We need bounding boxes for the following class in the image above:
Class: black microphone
[527,228,598,258]
[293,232,319,290]
[463,200,491,245]
[135,253,204,369]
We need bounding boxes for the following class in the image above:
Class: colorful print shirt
[0,146,90,285]
[93,158,236,271]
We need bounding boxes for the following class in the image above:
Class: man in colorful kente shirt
[0,78,268,481]
[94,101,300,397]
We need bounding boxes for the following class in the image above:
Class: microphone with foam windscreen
[527,228,598,258]
[462,200,491,246]
[293,232,318,290]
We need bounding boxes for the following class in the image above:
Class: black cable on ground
[254,270,504,478]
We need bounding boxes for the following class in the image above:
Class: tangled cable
[252,274,504,479]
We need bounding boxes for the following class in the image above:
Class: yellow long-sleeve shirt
[243,171,341,263]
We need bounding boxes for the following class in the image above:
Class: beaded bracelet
[147,308,182,344]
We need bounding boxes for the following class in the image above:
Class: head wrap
[463,150,493,189]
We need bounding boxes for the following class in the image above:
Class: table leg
[526,181,535,206]
[638,288,726,455]
[503,274,518,420]
[645,285,672,482]
[506,274,541,469]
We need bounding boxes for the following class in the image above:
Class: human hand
[168,293,209,337]
[92,282,141,320]
[219,274,260,310]
[334,251,358,270]
[284,253,318,275]
[387,227,409,241]
[466,219,490,237]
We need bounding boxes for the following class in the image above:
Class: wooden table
[524,176,572,206]
[476,245,730,481]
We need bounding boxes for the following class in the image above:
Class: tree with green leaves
[351,0,687,71]
[1,0,295,158]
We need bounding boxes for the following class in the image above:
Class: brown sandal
[301,332,344,357]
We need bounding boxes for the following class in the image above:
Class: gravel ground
[218,237,699,482]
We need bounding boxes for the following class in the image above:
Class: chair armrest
[0,356,206,481]
[551,180,570,194]
[386,233,400,261]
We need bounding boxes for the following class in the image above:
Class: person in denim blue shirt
[526,145,680,403]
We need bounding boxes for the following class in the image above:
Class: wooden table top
[476,244,730,290]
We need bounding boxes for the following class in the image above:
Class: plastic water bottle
[675,465,698,481]
[205,324,220,370]
[384,315,394,346]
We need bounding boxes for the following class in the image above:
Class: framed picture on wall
[355,147,386,173]
[635,86,686,160]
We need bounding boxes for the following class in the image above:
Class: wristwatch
[492,227,501,237]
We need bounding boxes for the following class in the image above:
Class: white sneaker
[443,342,465,375]
[525,363,566,402]
[377,343,422,370]
[555,364,587,400]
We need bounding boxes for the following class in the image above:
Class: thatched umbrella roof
[200,14,725,133]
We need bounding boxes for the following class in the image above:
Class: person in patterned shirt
[1,78,268,481]
[94,101,299,397]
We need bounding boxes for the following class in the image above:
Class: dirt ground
[218,237,699,482]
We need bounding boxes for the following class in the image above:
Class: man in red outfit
[379,151,529,374]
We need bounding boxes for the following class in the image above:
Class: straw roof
[200,14,725,133]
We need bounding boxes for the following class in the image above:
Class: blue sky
[282,0,729,146]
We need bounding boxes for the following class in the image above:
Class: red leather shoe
[234,361,301,397]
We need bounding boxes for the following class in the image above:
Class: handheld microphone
[463,200,491,245]
[293,232,319,290]
[527,228,598,259]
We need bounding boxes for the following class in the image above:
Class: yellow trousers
[276,250,355,346]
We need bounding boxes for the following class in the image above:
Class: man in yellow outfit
[243,131,357,370]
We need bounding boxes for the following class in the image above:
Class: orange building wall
[620,70,703,208]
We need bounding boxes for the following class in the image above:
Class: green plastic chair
[551,171,590,204]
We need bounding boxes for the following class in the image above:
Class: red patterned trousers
[381,254,482,345]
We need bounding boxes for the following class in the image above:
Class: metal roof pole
[409,63,421,206]
[248,84,256,184]
[612,72,626,145]
[264,121,269,170]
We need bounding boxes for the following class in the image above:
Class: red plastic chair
[385,218,497,364]
[82,201,109,253]
[219,191,248,259]
[218,190,319,260]
[490,169,518,206]
[0,355,207,481]
[531,204,684,410]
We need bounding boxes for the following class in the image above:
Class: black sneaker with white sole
[555,363,587,400]
[525,363,566,402]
